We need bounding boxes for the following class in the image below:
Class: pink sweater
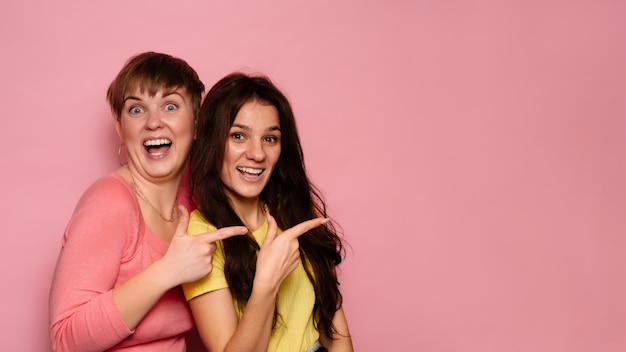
[49,173,194,351]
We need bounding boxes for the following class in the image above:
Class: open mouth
[236,166,264,176]
[144,138,172,155]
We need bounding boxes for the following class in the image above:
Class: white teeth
[144,139,171,147]
[237,167,263,175]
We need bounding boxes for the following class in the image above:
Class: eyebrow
[162,91,185,99]
[123,91,184,103]
[232,123,281,132]
[123,95,141,103]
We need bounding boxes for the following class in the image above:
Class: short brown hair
[106,52,205,119]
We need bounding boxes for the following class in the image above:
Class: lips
[144,138,172,156]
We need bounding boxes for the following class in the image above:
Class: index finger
[197,226,248,243]
[282,217,329,239]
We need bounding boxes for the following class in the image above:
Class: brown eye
[231,132,245,141]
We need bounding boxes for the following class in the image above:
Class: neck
[123,166,181,222]
[229,196,265,230]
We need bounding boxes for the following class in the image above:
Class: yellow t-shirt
[182,209,319,352]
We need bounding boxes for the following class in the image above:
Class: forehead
[233,100,280,127]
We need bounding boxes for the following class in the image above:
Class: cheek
[264,154,281,177]
[224,142,247,161]
[171,112,195,134]
[220,155,234,181]
[176,121,195,138]
[269,149,281,168]
[219,168,229,184]
[120,128,142,144]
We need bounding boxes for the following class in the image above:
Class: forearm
[223,286,277,352]
[111,258,174,330]
[320,307,354,352]
[50,290,132,352]
[50,258,173,349]
[323,335,354,352]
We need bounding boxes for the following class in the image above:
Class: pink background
[1,1,625,351]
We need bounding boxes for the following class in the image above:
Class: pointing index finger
[198,226,248,243]
[283,217,329,239]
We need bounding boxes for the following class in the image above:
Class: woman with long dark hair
[183,72,353,352]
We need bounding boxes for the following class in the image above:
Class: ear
[115,118,123,141]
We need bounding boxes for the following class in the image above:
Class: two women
[183,73,353,351]
[50,53,352,351]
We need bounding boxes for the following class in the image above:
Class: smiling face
[221,100,281,206]
[115,86,194,183]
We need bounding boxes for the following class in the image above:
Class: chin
[232,188,264,200]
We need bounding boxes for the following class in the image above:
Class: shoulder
[188,210,218,234]
[81,173,133,201]
[62,172,142,253]
[70,173,139,228]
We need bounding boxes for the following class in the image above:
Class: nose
[245,140,265,162]
[145,110,164,130]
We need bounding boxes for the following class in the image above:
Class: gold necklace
[128,170,176,222]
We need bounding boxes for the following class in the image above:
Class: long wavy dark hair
[190,72,346,339]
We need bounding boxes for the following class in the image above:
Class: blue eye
[165,103,177,111]
[129,106,144,114]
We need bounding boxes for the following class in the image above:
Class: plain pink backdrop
[1,1,625,351]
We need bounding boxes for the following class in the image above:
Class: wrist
[149,258,178,290]
[251,277,280,298]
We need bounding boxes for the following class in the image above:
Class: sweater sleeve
[49,174,141,352]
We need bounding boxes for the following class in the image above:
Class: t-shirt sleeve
[181,209,229,301]
[49,175,140,351]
